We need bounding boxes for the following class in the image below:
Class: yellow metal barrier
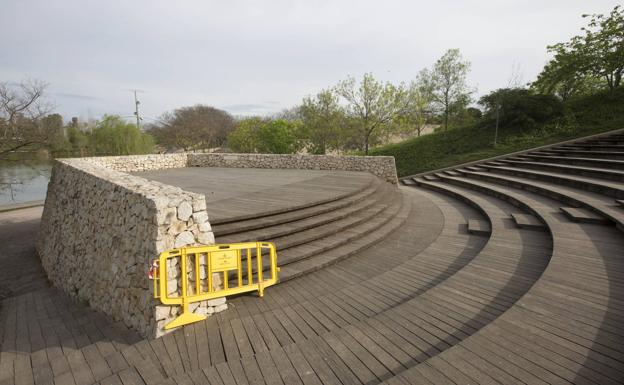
[151,242,279,330]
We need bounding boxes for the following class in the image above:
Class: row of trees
[226,49,474,155]
[146,48,475,155]
[4,6,620,159]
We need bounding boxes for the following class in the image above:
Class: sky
[0,0,620,123]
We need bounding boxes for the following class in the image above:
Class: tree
[149,105,234,151]
[227,118,302,154]
[396,72,435,137]
[66,125,89,154]
[581,6,624,90]
[227,117,264,153]
[0,79,54,158]
[479,88,563,130]
[256,119,301,154]
[299,89,345,154]
[533,5,623,96]
[425,49,473,130]
[89,115,154,155]
[335,73,409,154]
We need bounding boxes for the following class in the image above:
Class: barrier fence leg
[164,251,207,330]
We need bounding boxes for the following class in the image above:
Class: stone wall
[187,153,399,184]
[87,153,188,172]
[37,157,220,338]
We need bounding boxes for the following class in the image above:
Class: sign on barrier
[151,242,279,330]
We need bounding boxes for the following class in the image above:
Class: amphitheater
[1,129,623,385]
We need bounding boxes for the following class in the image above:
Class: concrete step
[511,213,546,231]
[560,207,611,225]
[467,219,491,236]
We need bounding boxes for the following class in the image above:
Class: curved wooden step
[453,168,624,230]
[519,153,624,170]
[481,164,624,199]
[497,159,624,182]
[212,178,382,236]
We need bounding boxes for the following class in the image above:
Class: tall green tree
[397,71,435,137]
[423,49,473,131]
[335,73,409,155]
[533,5,623,97]
[299,89,345,154]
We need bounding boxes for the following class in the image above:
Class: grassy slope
[370,88,624,177]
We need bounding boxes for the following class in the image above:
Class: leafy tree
[149,105,234,151]
[299,89,345,154]
[423,49,473,130]
[396,72,435,137]
[227,118,301,154]
[335,73,409,154]
[227,117,264,153]
[531,46,603,100]
[256,119,301,154]
[533,5,623,96]
[479,88,563,129]
[66,126,89,154]
[89,115,154,155]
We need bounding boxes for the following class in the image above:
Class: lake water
[0,160,52,205]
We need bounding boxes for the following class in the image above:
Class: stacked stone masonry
[37,152,398,338]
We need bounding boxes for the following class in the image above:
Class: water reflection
[0,161,52,205]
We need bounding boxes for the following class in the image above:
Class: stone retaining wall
[187,153,398,184]
[37,157,219,338]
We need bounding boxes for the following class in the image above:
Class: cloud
[221,103,279,116]
[0,0,620,119]
[51,92,102,101]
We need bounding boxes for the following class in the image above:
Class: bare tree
[148,105,235,151]
[0,79,54,158]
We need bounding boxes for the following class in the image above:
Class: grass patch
[370,88,624,177]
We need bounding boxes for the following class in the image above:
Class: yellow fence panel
[151,242,279,329]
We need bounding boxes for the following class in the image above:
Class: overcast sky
[0,0,620,122]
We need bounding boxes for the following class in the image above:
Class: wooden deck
[1,129,624,384]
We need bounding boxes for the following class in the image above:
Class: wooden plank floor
[2,129,624,384]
